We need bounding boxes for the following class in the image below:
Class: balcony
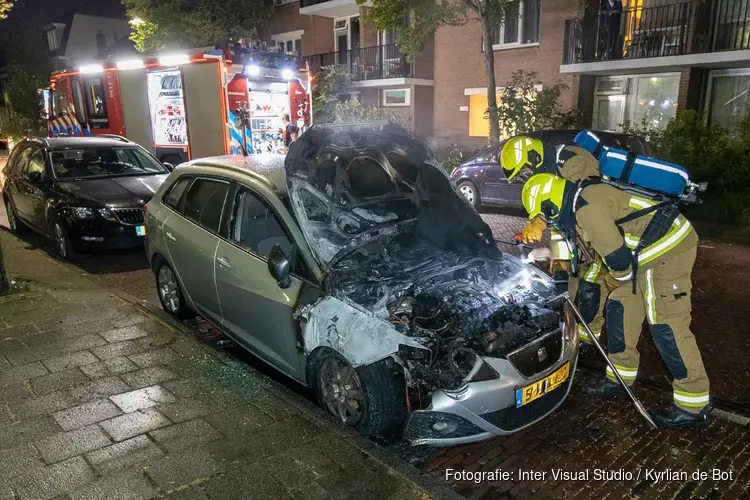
[562,0,750,72]
[299,0,361,18]
[305,44,414,82]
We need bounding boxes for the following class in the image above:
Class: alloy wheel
[459,184,475,204]
[53,223,67,259]
[157,266,180,313]
[318,354,364,426]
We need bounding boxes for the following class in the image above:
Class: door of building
[593,95,627,131]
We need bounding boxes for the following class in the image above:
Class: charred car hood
[285,124,559,356]
[56,175,167,208]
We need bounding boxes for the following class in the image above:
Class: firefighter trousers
[570,257,612,344]
[604,241,710,413]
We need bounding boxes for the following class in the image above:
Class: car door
[214,184,314,381]
[476,142,506,204]
[5,145,34,222]
[163,176,229,324]
[23,148,55,232]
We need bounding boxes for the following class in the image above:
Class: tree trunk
[482,15,500,144]
[0,239,9,296]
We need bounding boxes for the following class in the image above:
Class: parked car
[145,123,578,445]
[0,138,9,188]
[1,136,172,260]
[450,129,653,210]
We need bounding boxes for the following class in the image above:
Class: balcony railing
[563,0,750,65]
[305,44,413,81]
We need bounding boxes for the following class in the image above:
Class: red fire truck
[40,47,312,163]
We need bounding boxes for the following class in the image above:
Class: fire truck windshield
[49,147,169,180]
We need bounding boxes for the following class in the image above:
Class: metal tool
[567,298,658,430]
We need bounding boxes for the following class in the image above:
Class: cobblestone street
[1,205,749,499]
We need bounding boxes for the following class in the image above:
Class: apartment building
[563,0,750,134]
[262,0,750,147]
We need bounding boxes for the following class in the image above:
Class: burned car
[145,122,578,446]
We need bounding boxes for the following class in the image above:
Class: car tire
[51,221,78,261]
[311,349,407,438]
[3,196,25,235]
[154,257,195,320]
[458,181,481,210]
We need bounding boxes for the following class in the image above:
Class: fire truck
[40,46,312,163]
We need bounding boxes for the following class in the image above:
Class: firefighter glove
[521,217,547,244]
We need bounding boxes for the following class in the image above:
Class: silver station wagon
[144,123,579,446]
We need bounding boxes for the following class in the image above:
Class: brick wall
[260,4,334,57]
[677,66,706,112]
[432,0,580,149]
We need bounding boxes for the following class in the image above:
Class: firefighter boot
[581,377,627,398]
[650,404,711,429]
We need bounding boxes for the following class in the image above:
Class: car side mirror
[267,244,292,289]
[163,162,174,172]
[27,171,43,184]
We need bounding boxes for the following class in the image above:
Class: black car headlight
[70,207,95,219]
[98,207,117,222]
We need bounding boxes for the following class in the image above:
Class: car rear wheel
[52,221,78,261]
[458,181,481,210]
[312,349,406,438]
[155,259,195,319]
[4,197,25,234]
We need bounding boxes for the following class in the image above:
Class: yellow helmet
[500,135,544,182]
[521,173,567,221]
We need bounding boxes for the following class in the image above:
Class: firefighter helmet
[500,135,544,183]
[521,173,567,221]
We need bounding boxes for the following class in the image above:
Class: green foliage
[625,110,750,226]
[493,70,582,137]
[311,65,406,126]
[122,0,273,52]
[0,0,13,19]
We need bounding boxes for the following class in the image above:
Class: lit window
[382,88,410,107]
[272,31,304,56]
[490,0,540,49]
[47,29,59,51]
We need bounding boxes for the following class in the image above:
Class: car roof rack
[98,134,131,143]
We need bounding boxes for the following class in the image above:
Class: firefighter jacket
[574,183,697,283]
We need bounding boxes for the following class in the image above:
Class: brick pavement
[0,229,460,500]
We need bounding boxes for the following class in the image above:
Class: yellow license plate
[136,226,146,236]
[515,362,570,408]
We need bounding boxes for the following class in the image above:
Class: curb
[114,290,464,500]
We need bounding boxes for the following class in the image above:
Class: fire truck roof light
[79,64,104,74]
[246,65,261,76]
[117,59,145,70]
[281,69,294,80]
[159,54,190,66]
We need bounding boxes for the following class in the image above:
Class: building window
[382,89,410,107]
[592,74,679,132]
[707,69,750,132]
[491,0,540,49]
[272,30,304,56]
[273,0,298,5]
[47,29,59,51]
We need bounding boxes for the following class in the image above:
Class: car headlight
[98,207,117,222]
[70,207,95,219]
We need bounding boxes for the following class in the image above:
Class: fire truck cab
[42,47,311,164]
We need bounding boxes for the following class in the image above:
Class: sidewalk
[0,229,461,500]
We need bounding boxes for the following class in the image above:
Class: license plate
[515,362,570,408]
[135,226,146,236]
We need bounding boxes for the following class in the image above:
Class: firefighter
[500,135,609,344]
[520,173,711,428]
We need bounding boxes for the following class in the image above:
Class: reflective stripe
[551,233,564,240]
[628,196,655,210]
[606,364,638,381]
[644,268,657,324]
[578,324,600,342]
[624,233,640,249]
[638,218,693,264]
[584,258,601,282]
[674,390,710,408]
[554,241,571,260]
[613,271,633,281]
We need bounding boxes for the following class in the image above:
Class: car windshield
[49,147,168,180]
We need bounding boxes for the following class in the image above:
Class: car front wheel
[52,221,78,261]
[155,258,195,319]
[458,181,481,210]
[312,349,406,438]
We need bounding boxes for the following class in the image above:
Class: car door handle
[216,256,230,268]
[166,232,177,242]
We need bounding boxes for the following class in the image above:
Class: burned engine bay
[285,123,565,396]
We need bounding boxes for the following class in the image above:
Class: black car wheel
[458,181,481,210]
[311,349,406,438]
[3,196,25,234]
[52,221,78,261]
[155,258,195,319]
